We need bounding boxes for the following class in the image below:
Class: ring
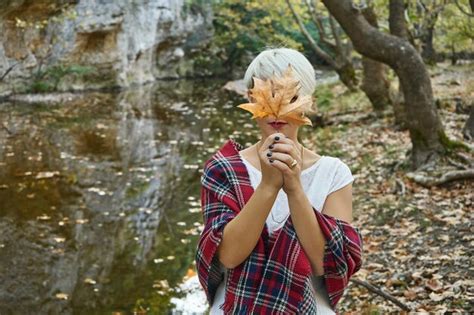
[290,158,297,168]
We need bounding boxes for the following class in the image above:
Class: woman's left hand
[266,135,303,195]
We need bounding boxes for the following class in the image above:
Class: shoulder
[201,152,240,189]
[321,156,354,192]
[201,156,228,183]
[322,156,352,172]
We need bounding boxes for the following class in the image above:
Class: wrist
[285,182,304,196]
[257,181,280,196]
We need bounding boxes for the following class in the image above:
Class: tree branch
[305,0,337,50]
[351,278,411,311]
[406,169,474,187]
[455,0,474,17]
[329,15,343,56]
[286,0,337,67]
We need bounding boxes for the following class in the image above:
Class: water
[0,72,337,314]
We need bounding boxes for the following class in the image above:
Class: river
[0,71,337,314]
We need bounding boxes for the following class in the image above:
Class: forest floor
[305,61,473,313]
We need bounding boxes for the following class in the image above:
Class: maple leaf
[237,64,316,126]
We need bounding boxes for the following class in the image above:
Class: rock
[222,79,247,96]
[0,0,213,93]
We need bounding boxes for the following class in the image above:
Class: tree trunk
[321,0,447,169]
[392,0,419,129]
[463,104,474,141]
[335,60,358,92]
[388,0,409,39]
[361,5,392,111]
[421,25,437,64]
[388,0,409,129]
[361,58,391,111]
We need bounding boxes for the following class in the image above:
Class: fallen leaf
[55,292,68,300]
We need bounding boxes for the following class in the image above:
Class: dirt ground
[304,62,473,313]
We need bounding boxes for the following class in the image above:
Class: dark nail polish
[275,136,280,141]
[269,144,274,149]
[266,152,272,157]
[269,159,274,163]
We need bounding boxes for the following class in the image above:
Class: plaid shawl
[195,138,363,314]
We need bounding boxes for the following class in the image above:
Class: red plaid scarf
[195,138,363,314]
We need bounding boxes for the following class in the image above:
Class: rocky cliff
[0,0,213,95]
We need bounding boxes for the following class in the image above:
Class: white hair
[243,47,317,97]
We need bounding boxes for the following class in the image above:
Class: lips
[269,119,287,124]
[268,120,288,129]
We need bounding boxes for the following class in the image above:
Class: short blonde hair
[243,47,317,97]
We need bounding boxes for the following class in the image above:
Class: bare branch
[351,278,411,311]
[406,169,474,187]
[0,63,18,82]
[329,16,343,55]
[454,0,474,17]
[285,0,336,67]
[305,0,338,50]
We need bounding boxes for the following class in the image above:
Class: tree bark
[421,25,437,64]
[361,5,392,111]
[463,104,474,141]
[321,0,447,169]
[415,2,445,65]
[389,0,409,129]
[389,0,409,39]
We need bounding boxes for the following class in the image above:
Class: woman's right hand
[258,132,284,192]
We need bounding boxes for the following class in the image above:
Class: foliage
[370,0,473,53]
[435,1,474,52]
[314,84,335,110]
[209,0,312,71]
[28,64,95,93]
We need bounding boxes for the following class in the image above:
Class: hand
[258,133,284,192]
[265,133,303,195]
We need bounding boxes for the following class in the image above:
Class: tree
[286,0,359,91]
[407,0,449,64]
[321,0,450,169]
[360,3,392,112]
[211,0,306,75]
[388,0,410,128]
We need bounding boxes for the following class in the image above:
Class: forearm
[287,187,326,275]
[217,183,278,269]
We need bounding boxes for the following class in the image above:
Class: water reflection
[0,79,259,314]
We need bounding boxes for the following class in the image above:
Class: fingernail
[275,136,280,141]
[266,152,272,157]
[269,159,274,163]
[269,144,274,149]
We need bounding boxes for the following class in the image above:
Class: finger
[269,152,296,169]
[271,133,293,145]
[269,158,291,173]
[267,132,286,144]
[261,132,284,152]
[274,137,299,160]
[270,133,296,148]
[268,142,298,161]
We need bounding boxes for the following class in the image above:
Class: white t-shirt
[210,154,355,314]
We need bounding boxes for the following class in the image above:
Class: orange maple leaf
[237,64,315,126]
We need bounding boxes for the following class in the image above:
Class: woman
[195,47,363,314]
